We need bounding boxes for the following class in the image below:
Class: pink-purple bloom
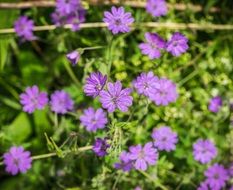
[20,85,48,114]
[66,50,80,65]
[204,163,229,190]
[103,6,134,34]
[99,81,133,112]
[50,90,74,114]
[84,72,107,98]
[208,96,222,113]
[93,138,110,157]
[80,107,108,132]
[55,0,79,16]
[129,142,158,171]
[14,16,36,41]
[152,126,178,152]
[197,180,211,190]
[193,139,217,164]
[166,32,189,56]
[114,151,133,172]
[3,146,32,175]
[139,33,166,59]
[146,0,168,17]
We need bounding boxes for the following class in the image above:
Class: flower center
[13,158,19,166]
[213,173,219,179]
[114,19,122,26]
[138,150,145,159]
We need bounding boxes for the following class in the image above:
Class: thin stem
[63,61,80,87]
[54,113,58,127]
[82,46,104,51]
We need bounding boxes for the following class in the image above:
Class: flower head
[208,96,222,113]
[146,0,168,17]
[99,81,133,112]
[134,187,142,190]
[66,51,80,65]
[20,85,48,113]
[93,138,110,157]
[166,32,189,56]
[3,146,32,175]
[139,33,166,59]
[14,16,36,41]
[149,78,178,106]
[84,72,107,98]
[55,0,79,16]
[204,164,229,190]
[193,139,217,164]
[114,151,133,172]
[129,142,158,171]
[152,126,178,152]
[80,107,108,132]
[103,6,134,34]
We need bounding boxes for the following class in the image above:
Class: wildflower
[55,0,79,16]
[197,180,211,190]
[149,78,178,106]
[208,96,222,113]
[20,85,48,114]
[50,90,74,114]
[139,32,166,59]
[3,146,32,175]
[204,163,229,190]
[99,81,133,112]
[114,151,133,172]
[152,126,178,152]
[129,142,158,171]
[166,32,189,56]
[80,107,108,132]
[93,138,110,157]
[84,72,107,98]
[134,187,142,190]
[14,16,36,41]
[193,139,217,164]
[146,0,168,17]
[66,50,80,65]
[103,6,134,34]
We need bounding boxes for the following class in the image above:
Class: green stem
[82,46,104,51]
[54,113,58,127]
[63,61,80,87]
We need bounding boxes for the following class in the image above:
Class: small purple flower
[129,142,158,171]
[166,32,189,56]
[197,180,211,190]
[149,78,178,106]
[84,72,107,98]
[55,0,79,16]
[80,107,108,132]
[146,0,168,17]
[208,96,222,113]
[14,16,36,41]
[103,6,134,34]
[204,163,229,190]
[114,151,133,172]
[3,146,32,175]
[152,126,178,152]
[50,90,74,114]
[134,187,142,190]
[193,139,217,164]
[66,11,86,31]
[93,138,110,157]
[133,71,159,97]
[66,50,80,65]
[20,85,48,114]
[139,33,166,59]
[99,81,133,112]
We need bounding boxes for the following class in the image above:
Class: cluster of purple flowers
[139,32,189,59]
[51,0,86,31]
[20,85,73,114]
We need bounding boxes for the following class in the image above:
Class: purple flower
[50,90,74,114]
[129,142,158,171]
[133,71,159,97]
[134,187,142,190]
[149,78,178,106]
[55,0,79,16]
[193,139,217,164]
[84,72,107,98]
[103,6,134,34]
[166,32,189,56]
[197,180,211,190]
[114,151,133,172]
[146,0,168,17]
[93,138,110,157]
[139,33,166,59]
[99,81,133,112]
[20,85,48,114]
[208,96,222,113]
[204,164,229,190]
[66,51,80,65]
[14,16,36,41]
[66,11,86,31]
[152,126,178,152]
[80,107,108,132]
[3,146,32,175]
